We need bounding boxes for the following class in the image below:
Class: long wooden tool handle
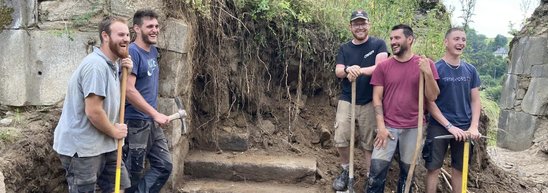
[404,71,424,193]
[115,67,128,193]
[348,81,356,192]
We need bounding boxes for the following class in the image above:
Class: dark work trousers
[123,119,173,193]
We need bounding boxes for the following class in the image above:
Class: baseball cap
[350,10,369,21]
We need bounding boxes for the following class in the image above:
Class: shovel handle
[348,81,356,191]
[114,67,128,193]
[404,71,424,193]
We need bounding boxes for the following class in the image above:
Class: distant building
[493,47,508,58]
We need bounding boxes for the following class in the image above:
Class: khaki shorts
[334,100,377,151]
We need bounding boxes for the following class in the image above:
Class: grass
[0,5,14,28]
[480,92,500,146]
[0,127,19,143]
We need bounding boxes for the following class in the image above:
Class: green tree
[462,29,507,101]
[488,34,508,52]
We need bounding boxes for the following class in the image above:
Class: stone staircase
[178,129,321,193]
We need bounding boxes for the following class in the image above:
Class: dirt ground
[0,105,66,193]
[1,94,548,193]
[488,146,548,191]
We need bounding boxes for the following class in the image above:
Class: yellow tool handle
[462,140,470,193]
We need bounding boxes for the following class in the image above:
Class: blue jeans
[366,127,419,193]
[123,119,173,193]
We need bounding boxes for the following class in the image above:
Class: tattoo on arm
[374,105,383,116]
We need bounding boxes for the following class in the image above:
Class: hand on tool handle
[346,65,361,82]
[112,123,128,139]
[152,112,170,127]
[418,55,433,76]
[120,55,133,70]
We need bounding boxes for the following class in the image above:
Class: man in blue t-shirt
[332,9,388,191]
[423,27,482,193]
[123,9,172,193]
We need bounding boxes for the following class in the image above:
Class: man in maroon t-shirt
[366,24,440,193]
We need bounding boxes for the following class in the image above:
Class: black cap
[350,10,369,21]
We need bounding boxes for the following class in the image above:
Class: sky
[442,0,540,38]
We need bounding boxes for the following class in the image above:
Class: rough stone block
[497,110,538,151]
[39,0,104,22]
[0,30,98,106]
[499,74,518,110]
[185,151,317,184]
[0,30,29,106]
[217,127,249,152]
[30,31,97,105]
[157,18,189,54]
[158,51,191,97]
[531,64,548,78]
[110,0,163,19]
[157,97,183,148]
[509,36,548,75]
[521,78,548,115]
[3,0,36,29]
[180,180,321,193]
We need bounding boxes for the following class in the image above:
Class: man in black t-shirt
[332,10,389,191]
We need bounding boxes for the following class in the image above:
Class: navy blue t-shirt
[336,37,388,105]
[429,59,481,128]
[125,43,159,120]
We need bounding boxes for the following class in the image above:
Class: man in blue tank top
[123,9,172,193]
[332,9,388,191]
[423,27,482,193]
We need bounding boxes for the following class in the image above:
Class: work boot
[332,168,349,191]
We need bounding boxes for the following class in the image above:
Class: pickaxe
[167,97,188,134]
[434,133,489,193]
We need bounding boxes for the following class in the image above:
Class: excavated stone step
[179,179,321,193]
[184,151,317,184]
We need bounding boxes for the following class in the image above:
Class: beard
[141,34,157,45]
[352,31,367,41]
[392,43,409,56]
[109,38,129,58]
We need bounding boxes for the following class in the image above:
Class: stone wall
[497,1,548,151]
[1,0,193,191]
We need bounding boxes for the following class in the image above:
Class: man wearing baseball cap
[332,9,388,191]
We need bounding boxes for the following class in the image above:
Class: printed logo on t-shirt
[441,76,471,82]
[147,59,158,76]
[364,50,375,59]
